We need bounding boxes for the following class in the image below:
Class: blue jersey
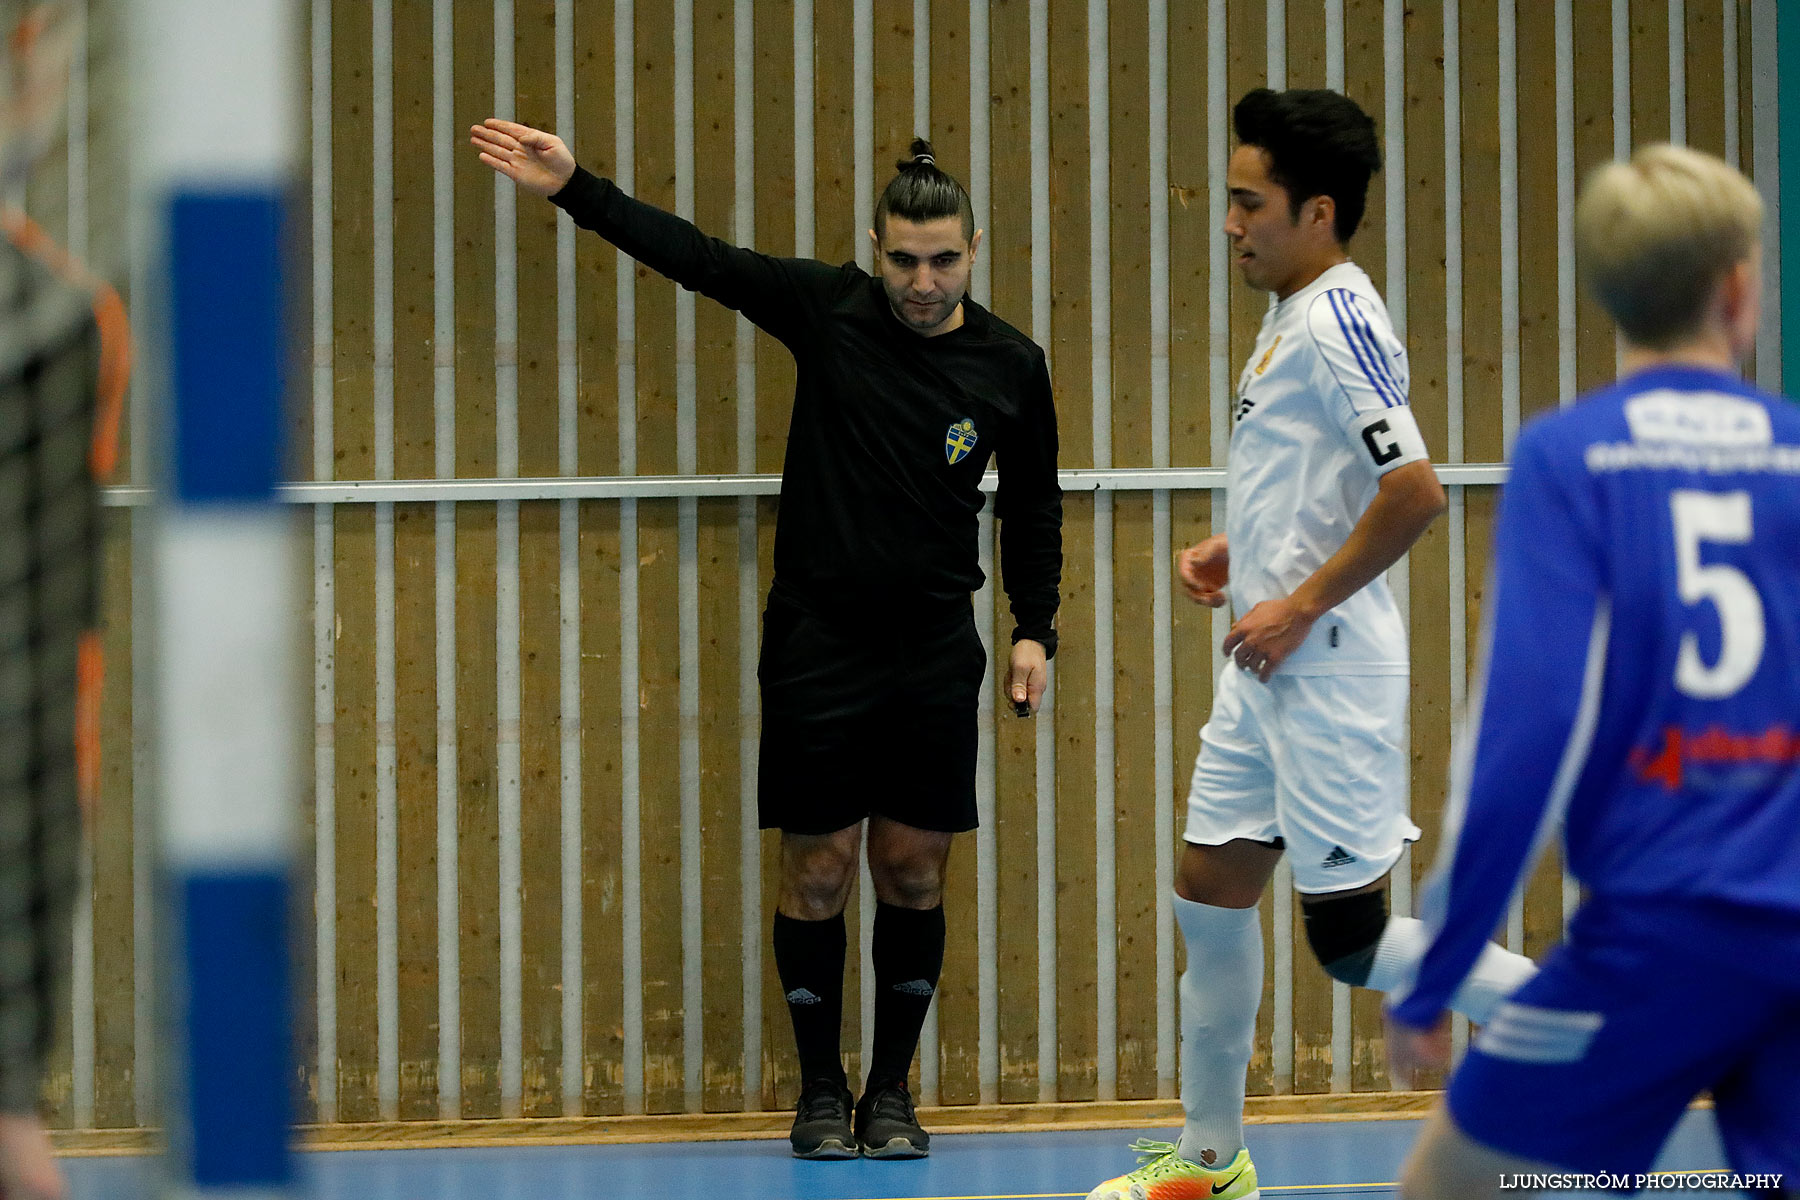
[1391,364,1800,1029]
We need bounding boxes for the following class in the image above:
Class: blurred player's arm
[1387,430,1606,1034]
[1177,535,1229,606]
[471,118,837,345]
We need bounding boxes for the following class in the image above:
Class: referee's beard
[882,282,966,335]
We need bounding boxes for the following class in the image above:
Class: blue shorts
[1448,898,1800,1180]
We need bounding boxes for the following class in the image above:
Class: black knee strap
[1300,889,1389,987]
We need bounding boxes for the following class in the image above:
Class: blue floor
[62,1108,1739,1199]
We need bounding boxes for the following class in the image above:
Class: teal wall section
[1783,1,1800,390]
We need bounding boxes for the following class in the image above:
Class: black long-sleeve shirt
[552,166,1062,655]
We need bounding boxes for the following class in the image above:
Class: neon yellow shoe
[1083,1140,1259,1200]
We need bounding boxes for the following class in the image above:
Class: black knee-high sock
[867,902,946,1090]
[773,912,848,1087]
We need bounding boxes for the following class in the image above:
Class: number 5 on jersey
[1671,489,1764,699]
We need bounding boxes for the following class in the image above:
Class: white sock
[1173,893,1262,1168]
[1366,915,1537,1024]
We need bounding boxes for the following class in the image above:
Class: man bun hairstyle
[874,137,975,241]
[1232,88,1381,243]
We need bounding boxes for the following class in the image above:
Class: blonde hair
[1575,143,1762,349]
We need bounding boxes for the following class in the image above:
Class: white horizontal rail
[101,464,1511,507]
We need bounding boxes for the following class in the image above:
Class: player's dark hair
[874,137,975,241]
[1232,88,1381,243]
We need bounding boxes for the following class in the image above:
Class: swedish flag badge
[945,417,979,465]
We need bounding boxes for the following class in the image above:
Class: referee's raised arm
[471,117,835,345]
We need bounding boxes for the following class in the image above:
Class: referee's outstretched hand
[471,118,577,197]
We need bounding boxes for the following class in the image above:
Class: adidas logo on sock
[1321,845,1358,869]
[892,979,935,997]
[785,988,823,1006]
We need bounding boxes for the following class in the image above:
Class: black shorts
[757,590,985,835]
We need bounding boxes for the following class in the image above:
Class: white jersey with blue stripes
[1227,260,1429,675]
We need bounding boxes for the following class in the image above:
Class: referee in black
[473,121,1062,1159]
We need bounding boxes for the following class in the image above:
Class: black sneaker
[789,1078,857,1159]
[854,1080,930,1158]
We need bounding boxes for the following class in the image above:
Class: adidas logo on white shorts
[1321,845,1358,869]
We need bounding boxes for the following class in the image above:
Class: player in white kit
[1084,88,1537,1200]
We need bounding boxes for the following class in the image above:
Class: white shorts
[1183,665,1420,894]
